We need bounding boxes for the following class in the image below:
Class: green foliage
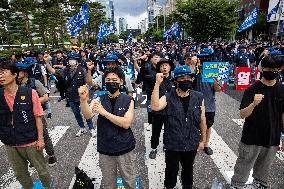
[119,31,129,41]
[0,0,105,47]
[254,11,269,35]
[109,34,119,43]
[173,0,239,41]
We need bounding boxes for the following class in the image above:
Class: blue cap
[239,45,247,49]
[24,57,37,64]
[199,48,214,57]
[67,51,80,60]
[103,55,119,64]
[173,65,193,79]
[15,61,35,71]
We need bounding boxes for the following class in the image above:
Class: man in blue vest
[152,65,207,189]
[86,54,134,96]
[235,45,250,67]
[0,60,52,189]
[44,52,96,137]
[16,60,57,166]
[149,58,175,159]
[79,67,137,189]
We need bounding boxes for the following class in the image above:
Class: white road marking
[0,126,70,189]
[0,141,3,148]
[144,123,182,189]
[232,119,245,127]
[49,96,61,98]
[210,128,253,184]
[68,131,102,189]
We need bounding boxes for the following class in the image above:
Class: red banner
[255,67,261,81]
[236,67,251,90]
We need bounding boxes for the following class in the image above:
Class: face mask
[69,60,77,66]
[176,80,192,92]
[105,82,120,94]
[262,71,279,81]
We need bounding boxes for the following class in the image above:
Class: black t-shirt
[179,95,190,116]
[110,96,118,113]
[240,81,284,147]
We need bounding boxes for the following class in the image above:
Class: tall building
[95,0,114,23]
[165,0,177,15]
[139,18,148,34]
[114,17,127,35]
[147,0,162,25]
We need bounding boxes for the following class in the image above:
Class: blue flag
[66,3,89,37]
[163,22,181,39]
[237,7,258,33]
[127,32,132,43]
[267,1,280,22]
[107,23,115,35]
[80,3,89,25]
[67,13,83,37]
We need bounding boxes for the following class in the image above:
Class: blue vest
[64,66,86,102]
[164,89,203,151]
[97,94,136,155]
[0,87,38,146]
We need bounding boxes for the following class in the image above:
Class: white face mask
[69,60,77,66]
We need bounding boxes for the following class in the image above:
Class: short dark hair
[261,55,284,69]
[104,67,125,81]
[0,60,19,76]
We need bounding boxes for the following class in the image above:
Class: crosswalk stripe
[144,123,182,189]
[209,128,253,184]
[68,131,102,189]
[0,126,70,189]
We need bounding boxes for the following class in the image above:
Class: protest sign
[202,62,230,82]
[236,67,251,90]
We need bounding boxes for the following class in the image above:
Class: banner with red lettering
[236,67,251,90]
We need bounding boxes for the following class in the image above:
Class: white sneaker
[90,129,96,138]
[146,124,151,131]
[76,128,87,137]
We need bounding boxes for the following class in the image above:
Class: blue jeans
[69,101,94,130]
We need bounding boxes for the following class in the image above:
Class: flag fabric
[163,22,181,39]
[80,3,89,25]
[127,32,132,43]
[107,23,115,35]
[267,0,280,22]
[97,22,115,44]
[67,13,83,37]
[237,7,258,33]
[66,3,90,37]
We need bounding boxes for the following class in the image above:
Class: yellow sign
[20,96,26,101]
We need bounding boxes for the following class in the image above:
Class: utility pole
[163,5,166,32]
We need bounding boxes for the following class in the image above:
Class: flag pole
[276,0,283,38]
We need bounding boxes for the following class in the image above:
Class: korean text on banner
[202,62,230,82]
[236,67,251,90]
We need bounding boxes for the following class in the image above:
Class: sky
[114,0,148,29]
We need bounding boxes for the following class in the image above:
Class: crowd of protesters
[0,39,283,189]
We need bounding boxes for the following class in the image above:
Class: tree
[119,31,129,41]
[174,0,239,42]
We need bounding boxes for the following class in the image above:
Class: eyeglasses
[0,70,10,74]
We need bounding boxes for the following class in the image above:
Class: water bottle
[217,181,223,189]
[211,177,219,189]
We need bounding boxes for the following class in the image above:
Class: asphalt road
[0,86,283,189]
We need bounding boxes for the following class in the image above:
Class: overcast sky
[114,0,147,29]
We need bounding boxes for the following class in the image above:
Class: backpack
[72,167,95,189]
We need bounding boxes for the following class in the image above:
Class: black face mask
[105,82,120,94]
[262,71,279,81]
[176,80,192,92]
